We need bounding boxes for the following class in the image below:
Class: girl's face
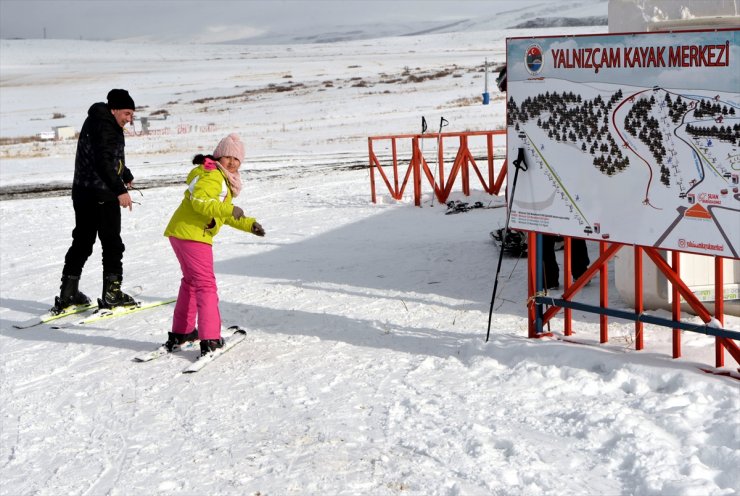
[218,156,241,174]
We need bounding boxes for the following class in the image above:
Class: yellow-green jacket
[164,162,255,244]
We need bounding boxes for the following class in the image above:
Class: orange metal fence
[368,130,507,205]
[528,234,740,372]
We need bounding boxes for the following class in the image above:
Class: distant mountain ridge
[261,15,608,45]
[118,0,608,45]
[510,16,607,29]
[240,13,608,45]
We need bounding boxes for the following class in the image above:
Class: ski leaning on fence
[53,298,176,328]
[13,302,98,329]
[183,326,247,374]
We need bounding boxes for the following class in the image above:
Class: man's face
[111,109,134,128]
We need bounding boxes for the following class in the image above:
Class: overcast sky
[0,0,502,41]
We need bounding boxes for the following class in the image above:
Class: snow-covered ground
[1,12,739,496]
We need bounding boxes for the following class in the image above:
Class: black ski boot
[200,338,224,357]
[52,275,91,314]
[164,329,199,352]
[99,273,137,309]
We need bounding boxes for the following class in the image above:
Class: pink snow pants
[169,237,221,340]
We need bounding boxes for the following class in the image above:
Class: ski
[182,326,247,374]
[57,298,176,327]
[445,200,505,215]
[13,302,98,329]
[134,340,199,362]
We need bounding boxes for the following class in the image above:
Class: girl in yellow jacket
[163,133,265,356]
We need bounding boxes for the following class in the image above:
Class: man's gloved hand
[251,221,265,237]
[232,206,245,220]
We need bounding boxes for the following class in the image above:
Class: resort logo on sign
[525,44,544,75]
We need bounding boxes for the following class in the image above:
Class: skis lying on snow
[53,298,176,328]
[133,326,247,374]
[13,302,98,329]
[134,339,199,362]
[445,200,505,215]
[14,297,176,329]
[183,326,247,374]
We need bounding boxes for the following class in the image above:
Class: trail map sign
[506,29,739,258]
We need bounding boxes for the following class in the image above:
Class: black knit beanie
[107,89,135,110]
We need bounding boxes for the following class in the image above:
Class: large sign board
[506,29,739,258]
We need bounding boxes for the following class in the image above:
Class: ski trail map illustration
[505,29,739,258]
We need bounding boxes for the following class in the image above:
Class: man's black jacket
[72,102,134,202]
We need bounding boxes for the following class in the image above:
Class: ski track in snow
[1,18,739,496]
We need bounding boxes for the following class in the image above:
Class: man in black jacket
[54,89,138,312]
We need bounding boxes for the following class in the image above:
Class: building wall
[609,0,740,33]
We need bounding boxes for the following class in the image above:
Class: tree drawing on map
[505,30,739,258]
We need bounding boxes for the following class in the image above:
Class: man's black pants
[542,235,590,288]
[62,197,124,277]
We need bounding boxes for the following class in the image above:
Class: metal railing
[368,130,507,206]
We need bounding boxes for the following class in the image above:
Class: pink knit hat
[213,133,245,162]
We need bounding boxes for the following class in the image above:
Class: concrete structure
[52,126,75,140]
[609,0,740,33]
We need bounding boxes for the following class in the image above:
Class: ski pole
[431,117,448,206]
[419,117,427,204]
[486,147,528,342]
[420,116,427,160]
